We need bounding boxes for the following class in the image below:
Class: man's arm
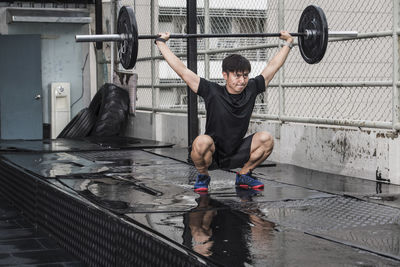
[261,31,294,87]
[156,32,201,94]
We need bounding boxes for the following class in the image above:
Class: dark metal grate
[37,184,116,266]
[0,160,37,222]
[0,158,211,267]
[117,220,208,267]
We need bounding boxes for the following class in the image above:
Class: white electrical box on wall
[50,82,71,139]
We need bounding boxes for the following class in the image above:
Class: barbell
[76,5,358,69]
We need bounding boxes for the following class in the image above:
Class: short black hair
[222,54,251,74]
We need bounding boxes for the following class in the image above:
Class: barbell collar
[305,30,358,40]
[76,34,127,42]
[328,31,358,38]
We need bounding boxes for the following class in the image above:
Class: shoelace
[197,176,210,183]
[239,174,258,184]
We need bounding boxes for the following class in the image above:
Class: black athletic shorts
[210,133,255,170]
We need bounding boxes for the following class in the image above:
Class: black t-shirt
[197,75,266,157]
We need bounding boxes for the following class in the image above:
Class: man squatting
[155,31,294,192]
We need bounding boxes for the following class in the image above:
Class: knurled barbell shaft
[142,32,305,39]
[75,31,358,43]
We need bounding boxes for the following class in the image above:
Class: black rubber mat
[0,137,173,153]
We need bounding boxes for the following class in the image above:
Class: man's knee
[192,135,215,154]
[256,131,274,150]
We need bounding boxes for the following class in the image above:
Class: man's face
[223,71,249,94]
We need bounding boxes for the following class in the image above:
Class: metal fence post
[151,0,156,111]
[151,0,160,140]
[393,0,400,130]
[204,0,210,80]
[110,0,115,83]
[187,0,199,148]
[95,0,104,87]
[278,0,285,121]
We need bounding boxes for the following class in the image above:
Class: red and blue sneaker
[194,174,211,192]
[235,171,264,190]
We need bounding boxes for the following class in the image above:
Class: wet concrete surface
[0,196,83,266]
[252,163,400,209]
[148,147,400,209]
[0,137,172,153]
[311,223,400,260]
[128,195,400,266]
[2,147,400,266]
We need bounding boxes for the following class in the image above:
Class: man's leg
[239,131,274,175]
[191,135,215,192]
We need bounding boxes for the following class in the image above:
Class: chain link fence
[113,0,400,130]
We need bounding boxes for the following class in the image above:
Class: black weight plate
[298,5,328,64]
[117,6,138,69]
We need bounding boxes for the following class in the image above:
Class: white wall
[248,121,400,184]
[125,111,187,145]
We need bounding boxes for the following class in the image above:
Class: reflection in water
[188,195,216,256]
[183,192,275,266]
[376,182,382,194]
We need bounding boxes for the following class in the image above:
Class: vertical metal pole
[110,0,115,83]
[95,0,104,87]
[204,0,210,80]
[187,0,199,148]
[95,0,103,50]
[393,0,400,130]
[278,0,285,121]
[151,0,156,110]
[263,10,269,115]
[151,0,160,139]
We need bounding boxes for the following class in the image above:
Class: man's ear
[222,71,228,81]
